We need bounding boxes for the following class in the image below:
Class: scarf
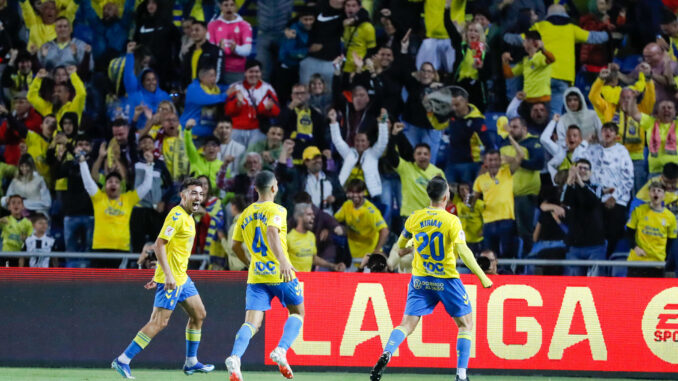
[649,120,677,157]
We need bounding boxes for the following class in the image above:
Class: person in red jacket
[224,59,280,148]
[0,92,42,165]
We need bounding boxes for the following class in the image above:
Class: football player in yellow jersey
[112,178,214,379]
[226,170,303,381]
[371,176,493,381]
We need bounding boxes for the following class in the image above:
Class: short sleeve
[370,204,387,230]
[268,206,286,230]
[472,176,482,194]
[626,208,638,230]
[450,217,466,244]
[158,211,183,242]
[232,212,245,242]
[401,215,413,239]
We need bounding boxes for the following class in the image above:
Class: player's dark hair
[524,30,542,41]
[575,158,592,168]
[414,143,431,152]
[181,177,203,192]
[31,213,48,224]
[231,194,247,213]
[663,163,678,179]
[293,191,312,204]
[254,170,276,193]
[366,252,388,273]
[105,171,123,182]
[345,178,366,193]
[426,175,449,202]
[567,124,581,133]
[217,116,233,125]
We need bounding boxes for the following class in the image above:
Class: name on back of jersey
[241,212,268,229]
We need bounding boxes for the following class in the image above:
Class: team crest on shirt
[273,215,282,225]
[663,219,667,226]
[165,226,175,237]
[459,230,466,242]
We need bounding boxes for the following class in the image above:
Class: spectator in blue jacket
[274,6,315,106]
[78,0,135,71]
[180,66,228,138]
[123,41,171,128]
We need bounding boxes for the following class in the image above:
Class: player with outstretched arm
[370,176,493,381]
[111,178,214,378]
[225,170,303,381]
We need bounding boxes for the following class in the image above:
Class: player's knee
[193,307,207,322]
[457,317,473,332]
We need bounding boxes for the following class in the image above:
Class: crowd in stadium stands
[1,0,678,278]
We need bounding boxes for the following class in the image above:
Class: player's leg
[452,313,473,381]
[179,290,215,375]
[370,314,421,381]
[112,307,174,379]
[269,279,305,379]
[226,309,265,381]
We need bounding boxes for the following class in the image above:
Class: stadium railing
[0,251,211,269]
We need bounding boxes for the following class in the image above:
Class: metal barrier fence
[0,251,665,269]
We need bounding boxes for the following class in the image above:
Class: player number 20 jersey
[404,207,466,278]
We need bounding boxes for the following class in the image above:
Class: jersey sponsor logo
[104,206,125,217]
[642,287,678,363]
[254,260,277,275]
[164,226,175,237]
[172,212,181,221]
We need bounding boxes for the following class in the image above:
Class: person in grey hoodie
[556,86,602,145]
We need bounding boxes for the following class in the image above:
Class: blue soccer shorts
[154,277,199,310]
[404,276,472,317]
[246,279,304,311]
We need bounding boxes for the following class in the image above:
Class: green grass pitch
[0,368,643,381]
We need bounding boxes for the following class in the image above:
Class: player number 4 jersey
[153,206,196,286]
[233,201,294,284]
[404,207,466,279]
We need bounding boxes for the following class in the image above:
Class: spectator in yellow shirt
[20,0,78,50]
[335,179,389,270]
[627,182,677,278]
[342,0,376,74]
[502,31,555,105]
[454,182,484,254]
[28,66,86,123]
[288,203,345,272]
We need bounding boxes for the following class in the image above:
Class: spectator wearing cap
[181,20,225,88]
[342,0,376,74]
[561,158,607,276]
[276,143,345,215]
[78,149,154,268]
[505,4,609,115]
[279,83,329,164]
[431,86,495,184]
[180,66,228,138]
[0,154,51,217]
[2,50,36,100]
[385,121,445,226]
[575,122,633,258]
[208,0,253,84]
[275,8,315,105]
[254,0,294,81]
[37,17,93,71]
[626,182,677,278]
[241,123,283,172]
[299,0,344,88]
[224,59,280,148]
[183,119,223,191]
[329,108,389,198]
[79,0,135,71]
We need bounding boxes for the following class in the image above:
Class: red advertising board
[264,273,678,372]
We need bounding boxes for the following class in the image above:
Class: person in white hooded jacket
[556,87,602,146]
[329,108,389,197]
[540,114,588,182]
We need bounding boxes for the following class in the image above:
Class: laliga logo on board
[642,287,678,364]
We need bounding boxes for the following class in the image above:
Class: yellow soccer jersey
[472,164,515,223]
[403,207,466,278]
[233,201,293,284]
[91,190,140,251]
[627,204,677,262]
[335,199,387,259]
[287,229,317,272]
[153,205,196,286]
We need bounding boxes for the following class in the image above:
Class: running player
[225,170,303,381]
[370,176,493,381]
[112,178,214,378]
